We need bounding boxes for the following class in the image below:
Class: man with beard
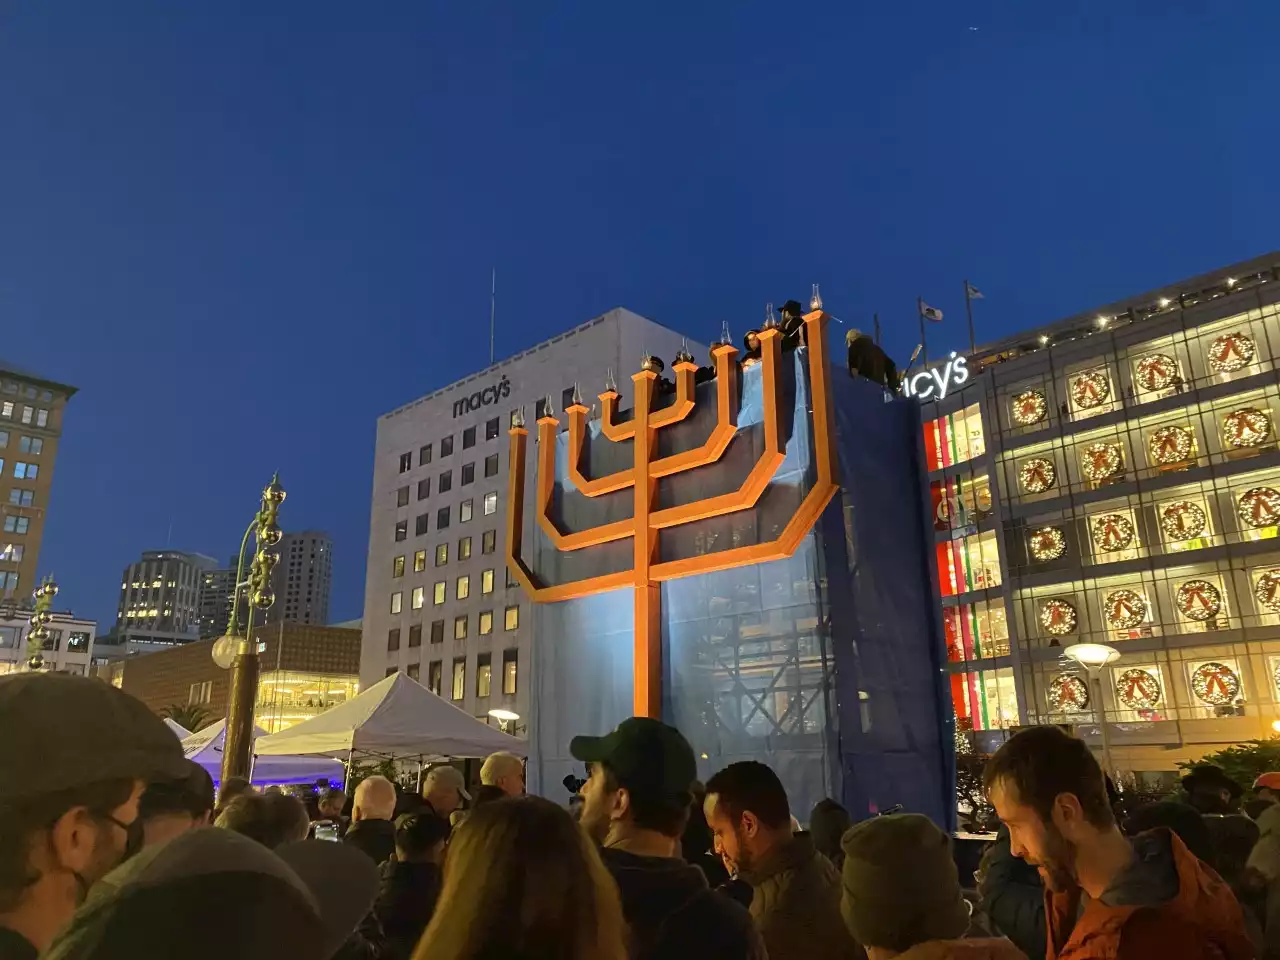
[704,761,863,960]
[0,673,187,959]
[572,717,763,960]
[985,725,1254,960]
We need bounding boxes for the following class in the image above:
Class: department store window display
[1028,525,1067,562]
[1069,367,1113,415]
[935,529,1002,596]
[922,403,986,472]
[1133,352,1182,397]
[1222,406,1273,451]
[1080,441,1125,486]
[942,598,1009,662]
[951,666,1020,732]
[1089,509,1140,561]
[1113,665,1166,722]
[1269,656,1280,702]
[1018,456,1058,495]
[1147,425,1196,468]
[1010,389,1048,427]
[1253,568,1280,621]
[930,474,993,531]
[1187,659,1246,718]
[1102,587,1151,635]
[1237,486,1280,539]
[1157,497,1213,552]
[1047,672,1090,714]
[1174,578,1226,628]
[1207,331,1257,375]
[1039,597,1078,637]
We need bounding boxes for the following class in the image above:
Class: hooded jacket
[978,826,1046,960]
[599,846,765,960]
[374,859,441,959]
[1046,828,1254,960]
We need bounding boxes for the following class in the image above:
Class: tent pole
[343,748,354,793]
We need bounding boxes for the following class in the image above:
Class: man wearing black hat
[778,300,807,350]
[0,673,188,959]
[573,718,764,960]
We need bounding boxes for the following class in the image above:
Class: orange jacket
[1046,829,1255,960]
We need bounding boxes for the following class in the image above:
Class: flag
[920,301,944,322]
[966,282,984,300]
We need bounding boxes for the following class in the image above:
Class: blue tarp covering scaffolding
[525,346,954,827]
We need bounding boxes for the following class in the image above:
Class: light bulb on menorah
[506,304,840,717]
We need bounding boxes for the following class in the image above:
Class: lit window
[476,653,491,697]
[436,543,449,567]
[414,550,426,572]
[503,648,518,694]
[504,605,519,631]
[479,610,493,635]
[433,581,446,605]
[460,500,473,523]
[390,592,402,614]
[457,575,470,600]
[411,586,425,610]
[458,536,472,560]
[484,492,498,515]
[482,569,494,594]
[482,530,496,554]
[454,615,468,640]
[0,403,11,419]
[392,556,405,578]
[452,658,465,700]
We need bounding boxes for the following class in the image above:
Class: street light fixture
[218,473,286,784]
[488,707,521,735]
[1063,642,1120,779]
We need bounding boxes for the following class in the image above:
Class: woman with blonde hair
[412,795,627,960]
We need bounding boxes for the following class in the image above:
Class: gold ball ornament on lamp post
[24,578,59,670]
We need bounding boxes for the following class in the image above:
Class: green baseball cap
[570,717,697,798]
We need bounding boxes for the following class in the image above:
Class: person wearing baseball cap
[1254,772,1280,804]
[571,717,764,960]
[0,673,187,958]
[419,764,470,820]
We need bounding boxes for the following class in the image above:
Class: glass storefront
[255,670,359,733]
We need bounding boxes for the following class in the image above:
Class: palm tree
[160,703,213,732]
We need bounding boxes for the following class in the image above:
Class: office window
[463,426,476,449]
[189,681,213,705]
[460,499,473,523]
[428,660,442,695]
[452,658,466,700]
[534,398,548,420]
[479,610,493,635]
[562,386,577,410]
[392,556,405,578]
[439,470,452,494]
[387,628,400,651]
[407,663,420,681]
[394,521,407,542]
[477,653,492,698]
[504,605,519,630]
[433,581,446,605]
[503,648,518,694]
[385,667,398,678]
[35,410,47,428]
[414,550,426,572]
[17,437,41,455]
[506,566,519,589]
[441,436,454,457]
[8,490,32,507]
[486,417,500,441]
[13,463,36,480]
[420,443,433,465]
[436,543,449,567]
[19,407,31,425]
[398,452,412,473]
[0,403,11,419]
[482,530,497,554]
[397,486,410,507]
[0,432,8,447]
[430,620,445,644]
[66,631,88,653]
[454,615,468,640]
[409,624,422,647]
[458,536,472,560]
[462,462,475,485]
[417,478,431,500]
[415,514,429,536]
[411,586,425,610]
[437,507,450,530]
[483,492,498,515]
[22,388,34,400]
[2,545,23,563]
[457,575,470,600]
[482,569,494,595]
[390,592,403,614]
[3,517,28,535]
[485,453,499,478]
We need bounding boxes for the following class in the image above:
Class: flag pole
[873,313,881,346]
[917,297,928,367]
[964,279,976,355]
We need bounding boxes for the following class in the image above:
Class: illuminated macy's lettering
[901,352,970,401]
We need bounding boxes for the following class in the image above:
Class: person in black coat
[344,776,399,867]
[374,813,449,959]
[846,329,899,391]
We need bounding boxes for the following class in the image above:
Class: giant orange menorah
[505,309,840,717]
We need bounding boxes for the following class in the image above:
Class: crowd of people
[6,672,1280,958]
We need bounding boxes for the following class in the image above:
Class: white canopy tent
[254,672,526,761]
[182,719,345,786]
[163,718,192,739]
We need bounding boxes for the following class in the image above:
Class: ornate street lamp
[218,473,286,783]
[24,578,59,670]
[1063,642,1120,779]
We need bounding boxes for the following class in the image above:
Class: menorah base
[634,583,661,718]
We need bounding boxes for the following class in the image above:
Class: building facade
[921,252,1280,782]
[0,610,95,676]
[362,308,696,730]
[266,531,332,626]
[109,621,360,733]
[114,550,219,651]
[0,361,76,600]
[198,562,237,640]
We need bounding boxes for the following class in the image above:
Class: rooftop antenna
[489,267,497,365]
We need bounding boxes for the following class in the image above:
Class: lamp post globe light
[218,473,286,785]
[1063,641,1120,780]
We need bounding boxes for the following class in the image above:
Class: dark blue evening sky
[0,1,1276,628]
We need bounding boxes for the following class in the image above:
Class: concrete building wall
[361,308,697,730]
[114,550,218,646]
[0,611,95,675]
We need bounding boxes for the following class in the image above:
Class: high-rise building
[198,562,237,639]
[266,531,333,626]
[114,550,219,652]
[361,307,696,728]
[0,361,76,602]
[917,252,1280,779]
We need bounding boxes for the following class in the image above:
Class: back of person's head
[413,797,626,960]
[217,776,254,812]
[395,812,450,862]
[317,788,346,817]
[139,761,215,824]
[1123,801,1214,865]
[215,792,310,849]
[983,725,1114,830]
[478,751,524,796]
[705,760,792,832]
[353,775,397,821]
[809,798,853,866]
[839,813,970,953]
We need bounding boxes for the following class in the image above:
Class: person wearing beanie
[840,813,1022,960]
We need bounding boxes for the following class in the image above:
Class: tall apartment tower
[114,550,219,651]
[266,531,333,626]
[0,361,76,602]
[198,564,237,639]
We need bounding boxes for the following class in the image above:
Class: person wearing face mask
[0,673,186,959]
